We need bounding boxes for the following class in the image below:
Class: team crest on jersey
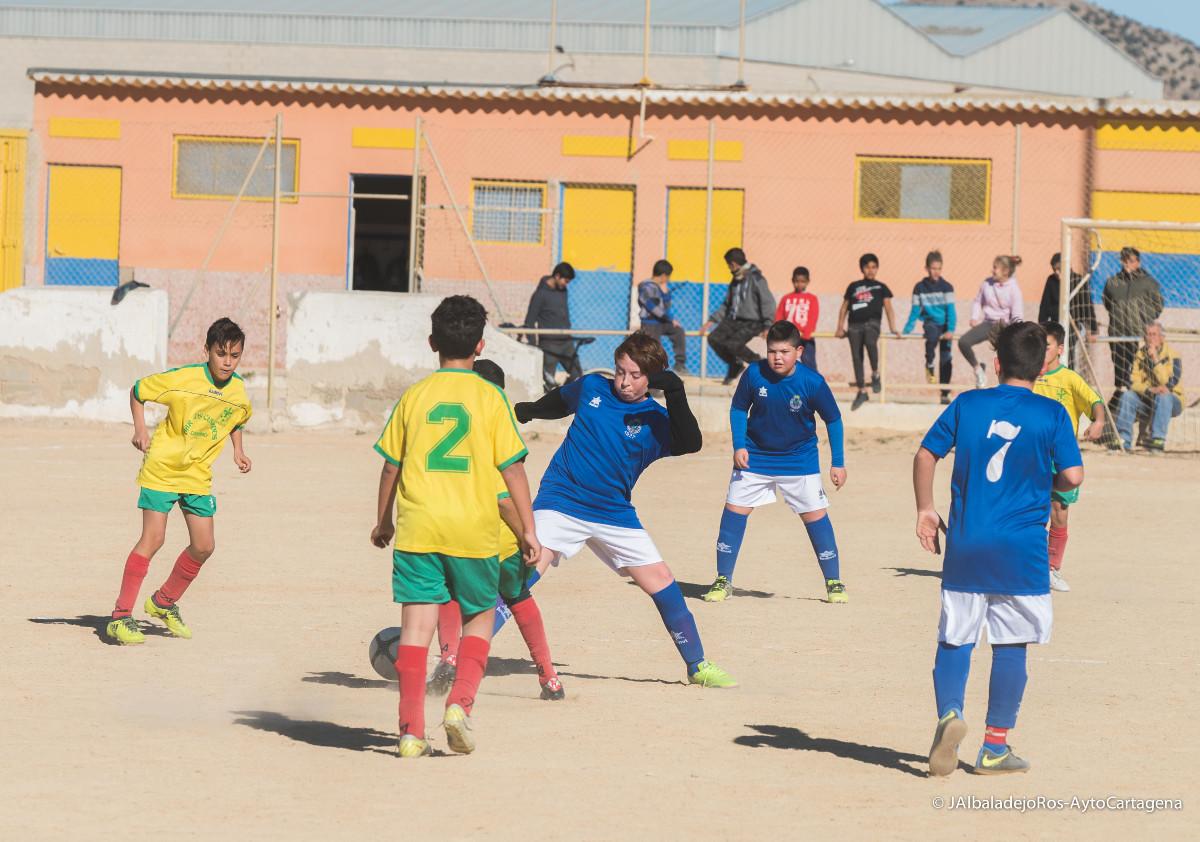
[624,416,644,438]
[758,386,768,397]
[589,396,602,408]
[789,395,803,412]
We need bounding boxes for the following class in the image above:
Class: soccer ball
[368,626,403,681]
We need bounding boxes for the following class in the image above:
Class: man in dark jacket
[702,248,775,385]
[1102,247,1164,401]
[1038,252,1098,370]
[524,262,579,392]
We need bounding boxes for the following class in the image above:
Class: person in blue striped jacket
[903,250,957,404]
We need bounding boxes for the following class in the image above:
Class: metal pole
[736,0,746,86]
[407,114,422,293]
[1060,219,1071,371]
[701,119,715,383]
[1011,123,1022,256]
[267,113,282,411]
[639,0,652,86]
[548,0,557,78]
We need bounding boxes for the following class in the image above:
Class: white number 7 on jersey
[985,419,1022,482]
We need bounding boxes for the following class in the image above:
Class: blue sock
[716,508,748,581]
[649,581,705,673]
[986,644,1028,730]
[804,514,840,581]
[933,641,974,719]
[493,568,543,636]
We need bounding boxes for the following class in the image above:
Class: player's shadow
[302,671,393,689]
[672,581,777,600]
[27,615,174,645]
[883,567,942,579]
[734,724,929,778]
[231,710,395,755]
[488,655,676,685]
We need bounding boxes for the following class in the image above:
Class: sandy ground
[1,421,1196,841]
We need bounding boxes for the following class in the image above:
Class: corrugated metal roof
[2,0,797,26]
[27,68,1199,118]
[889,5,1059,56]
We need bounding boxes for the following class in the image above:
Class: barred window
[174,136,299,201]
[856,157,990,223]
[471,180,545,244]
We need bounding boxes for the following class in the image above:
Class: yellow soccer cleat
[702,576,733,602]
[397,734,432,758]
[825,579,848,604]
[443,704,475,754]
[106,616,146,645]
[144,596,192,639]
[688,660,739,689]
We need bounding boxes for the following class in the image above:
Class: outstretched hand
[514,403,533,424]
[916,510,947,555]
[646,369,684,392]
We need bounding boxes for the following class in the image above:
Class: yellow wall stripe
[1096,120,1200,152]
[667,140,743,162]
[48,118,120,140]
[1090,191,1200,254]
[352,127,417,150]
[562,135,636,158]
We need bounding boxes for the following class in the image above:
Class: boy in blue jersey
[513,330,738,688]
[914,321,1083,777]
[902,250,956,404]
[702,320,847,604]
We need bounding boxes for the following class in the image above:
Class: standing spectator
[1037,252,1097,371]
[959,255,1023,389]
[1114,322,1183,451]
[638,259,689,375]
[702,248,775,385]
[524,262,578,392]
[1102,247,1164,405]
[835,253,898,411]
[775,266,820,371]
[902,250,956,405]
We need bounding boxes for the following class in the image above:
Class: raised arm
[647,370,702,456]
[514,388,572,423]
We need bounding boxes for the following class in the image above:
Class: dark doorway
[350,174,412,292]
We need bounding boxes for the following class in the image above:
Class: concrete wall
[286,291,542,427]
[0,287,167,421]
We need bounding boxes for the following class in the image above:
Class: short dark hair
[614,330,668,374]
[859,253,879,270]
[1050,252,1062,267]
[431,295,488,359]
[792,266,809,280]
[724,247,746,266]
[991,321,1047,382]
[472,358,505,389]
[553,262,575,281]
[205,317,245,350]
[766,320,802,348]
[1120,246,1140,261]
[1042,320,1065,346]
[652,259,673,277]
[925,250,942,268]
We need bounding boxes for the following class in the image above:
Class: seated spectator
[638,259,688,375]
[702,248,775,385]
[1114,322,1184,451]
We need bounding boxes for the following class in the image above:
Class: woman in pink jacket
[958,255,1024,388]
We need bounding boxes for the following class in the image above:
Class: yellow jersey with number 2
[135,363,253,495]
[1034,365,1102,435]
[375,368,527,559]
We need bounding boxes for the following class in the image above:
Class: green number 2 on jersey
[426,403,472,472]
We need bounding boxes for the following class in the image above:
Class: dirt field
[1,421,1195,840]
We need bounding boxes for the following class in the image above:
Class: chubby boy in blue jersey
[703,320,847,604]
[914,321,1083,777]
[513,330,738,688]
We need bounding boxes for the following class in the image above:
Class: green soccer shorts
[392,550,500,616]
[1051,487,1080,506]
[137,486,216,517]
[498,551,533,604]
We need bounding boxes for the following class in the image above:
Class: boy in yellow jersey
[1034,321,1104,593]
[106,318,252,645]
[370,296,540,758]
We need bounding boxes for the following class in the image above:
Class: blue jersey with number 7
[920,385,1082,595]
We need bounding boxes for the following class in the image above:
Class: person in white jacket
[958,255,1024,388]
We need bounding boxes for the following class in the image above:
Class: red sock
[437,600,462,663]
[154,549,204,607]
[1047,525,1068,571]
[113,552,151,618]
[396,645,428,738]
[510,597,557,683]
[984,725,1008,750]
[448,635,489,715]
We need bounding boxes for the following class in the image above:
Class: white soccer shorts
[938,590,1054,646]
[725,469,828,514]
[533,509,663,574]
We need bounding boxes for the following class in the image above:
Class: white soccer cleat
[1049,568,1070,592]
